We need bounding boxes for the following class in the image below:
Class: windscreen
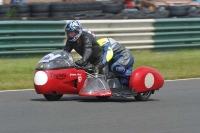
[79,74,112,97]
[36,50,75,70]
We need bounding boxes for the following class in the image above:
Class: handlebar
[74,63,95,72]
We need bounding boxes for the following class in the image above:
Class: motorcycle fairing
[129,66,164,93]
[34,68,87,94]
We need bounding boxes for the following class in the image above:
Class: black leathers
[64,31,103,65]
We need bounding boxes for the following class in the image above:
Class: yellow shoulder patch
[97,38,109,46]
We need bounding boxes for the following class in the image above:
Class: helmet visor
[66,31,76,40]
[67,31,76,37]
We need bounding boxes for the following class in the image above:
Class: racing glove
[86,63,94,70]
[94,62,104,73]
[75,59,87,66]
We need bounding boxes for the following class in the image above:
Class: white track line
[0,89,34,93]
[0,78,200,93]
[165,78,200,82]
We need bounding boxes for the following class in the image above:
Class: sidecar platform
[110,86,136,97]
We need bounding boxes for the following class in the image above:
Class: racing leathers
[97,38,134,85]
[64,31,103,66]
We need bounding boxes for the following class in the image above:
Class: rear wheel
[134,91,152,101]
[43,94,63,101]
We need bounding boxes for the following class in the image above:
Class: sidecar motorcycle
[34,50,164,101]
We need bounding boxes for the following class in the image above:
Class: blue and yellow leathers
[97,38,134,85]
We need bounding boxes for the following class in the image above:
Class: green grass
[0,49,200,90]
[0,58,39,90]
[133,49,200,80]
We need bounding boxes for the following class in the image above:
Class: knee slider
[113,65,126,74]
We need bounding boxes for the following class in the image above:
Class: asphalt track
[0,79,200,133]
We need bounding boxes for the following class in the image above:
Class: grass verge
[0,49,200,90]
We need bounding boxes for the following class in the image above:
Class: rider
[63,20,104,67]
[97,38,134,87]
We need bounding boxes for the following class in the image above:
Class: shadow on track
[31,95,159,103]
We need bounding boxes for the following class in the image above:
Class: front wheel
[134,91,152,101]
[43,94,63,101]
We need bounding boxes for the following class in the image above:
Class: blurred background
[1,0,200,90]
[0,0,200,20]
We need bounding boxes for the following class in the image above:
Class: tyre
[188,6,198,13]
[102,2,124,14]
[89,12,114,19]
[96,96,110,100]
[31,3,50,13]
[17,13,30,17]
[134,91,152,101]
[188,6,200,17]
[128,11,138,18]
[128,10,150,19]
[50,12,72,18]
[168,5,189,16]
[113,10,132,19]
[72,13,89,19]
[136,13,149,19]
[189,10,200,17]
[43,94,63,101]
[141,9,156,18]
[50,2,74,12]
[0,5,12,14]
[0,13,6,17]
[32,13,49,18]
[147,10,169,18]
[91,1,102,10]
[157,10,170,17]
[15,4,30,13]
[74,2,93,11]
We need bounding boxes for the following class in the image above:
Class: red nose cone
[129,66,164,93]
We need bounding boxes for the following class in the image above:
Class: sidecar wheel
[96,96,110,100]
[134,91,151,101]
[43,94,63,101]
